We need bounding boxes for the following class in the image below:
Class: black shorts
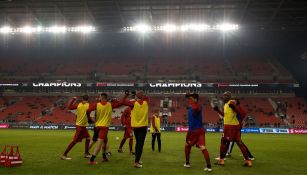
[92,127,98,142]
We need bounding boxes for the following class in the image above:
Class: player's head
[222,91,232,102]
[190,93,199,102]
[135,90,144,100]
[100,93,108,100]
[82,94,89,102]
[131,90,136,99]
[154,109,159,116]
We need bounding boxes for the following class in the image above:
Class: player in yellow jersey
[123,90,149,168]
[88,93,123,164]
[150,109,161,152]
[214,91,252,167]
[61,95,96,160]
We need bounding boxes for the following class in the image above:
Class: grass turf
[1,129,307,175]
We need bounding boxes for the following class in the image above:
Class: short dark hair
[82,94,89,101]
[191,93,199,100]
[100,93,108,100]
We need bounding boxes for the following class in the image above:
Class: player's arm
[67,97,78,110]
[151,115,159,132]
[121,108,127,126]
[111,98,123,109]
[229,100,246,117]
[213,106,224,116]
[87,103,97,123]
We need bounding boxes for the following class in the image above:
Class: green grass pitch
[1,129,307,175]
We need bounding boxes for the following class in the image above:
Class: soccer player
[88,93,123,164]
[122,90,149,168]
[61,95,95,160]
[150,109,161,152]
[118,106,134,155]
[184,93,212,172]
[214,91,253,167]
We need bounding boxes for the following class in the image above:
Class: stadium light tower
[216,23,239,32]
[134,24,151,33]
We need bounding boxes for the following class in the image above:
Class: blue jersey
[188,106,203,131]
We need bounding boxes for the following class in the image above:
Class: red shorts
[123,127,133,139]
[223,125,241,142]
[73,126,90,142]
[186,128,205,147]
[96,126,109,140]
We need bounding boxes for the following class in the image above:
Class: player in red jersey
[118,106,135,154]
[61,95,95,160]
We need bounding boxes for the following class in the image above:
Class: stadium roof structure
[0,0,307,32]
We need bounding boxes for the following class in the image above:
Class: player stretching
[118,106,135,155]
[150,109,161,152]
[88,93,122,164]
[61,95,95,160]
[184,93,212,172]
[215,91,252,167]
[123,90,149,168]
[214,96,254,161]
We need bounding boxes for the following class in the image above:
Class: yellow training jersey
[76,102,90,126]
[95,102,112,127]
[150,115,161,133]
[131,101,149,127]
[223,100,239,125]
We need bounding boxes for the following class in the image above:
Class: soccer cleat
[134,162,142,168]
[216,159,225,165]
[60,155,72,160]
[84,154,91,158]
[226,153,231,158]
[106,152,112,156]
[204,167,213,172]
[118,149,123,153]
[215,157,226,161]
[183,163,191,168]
[243,160,253,167]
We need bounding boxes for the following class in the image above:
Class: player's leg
[226,141,234,157]
[133,128,142,168]
[89,139,103,164]
[184,132,192,168]
[217,135,228,165]
[242,142,254,160]
[61,127,81,160]
[151,133,156,151]
[102,138,109,161]
[84,137,91,158]
[136,127,147,162]
[198,130,212,171]
[234,129,252,167]
[118,127,126,152]
[129,135,134,154]
[157,133,161,152]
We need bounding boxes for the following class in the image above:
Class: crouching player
[184,93,212,172]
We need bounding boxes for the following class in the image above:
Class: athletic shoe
[106,152,112,156]
[204,167,213,172]
[60,155,72,160]
[134,162,142,168]
[249,157,255,161]
[243,160,252,167]
[84,154,91,158]
[215,157,226,161]
[88,161,98,165]
[216,159,225,165]
[118,149,123,153]
[226,153,231,158]
[183,163,191,168]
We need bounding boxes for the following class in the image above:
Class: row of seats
[0,58,292,78]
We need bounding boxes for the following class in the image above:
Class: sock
[85,139,90,154]
[185,145,191,164]
[63,141,77,156]
[119,138,126,150]
[129,138,133,152]
[202,149,211,167]
[90,155,96,162]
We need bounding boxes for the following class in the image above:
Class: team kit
[60,90,254,171]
